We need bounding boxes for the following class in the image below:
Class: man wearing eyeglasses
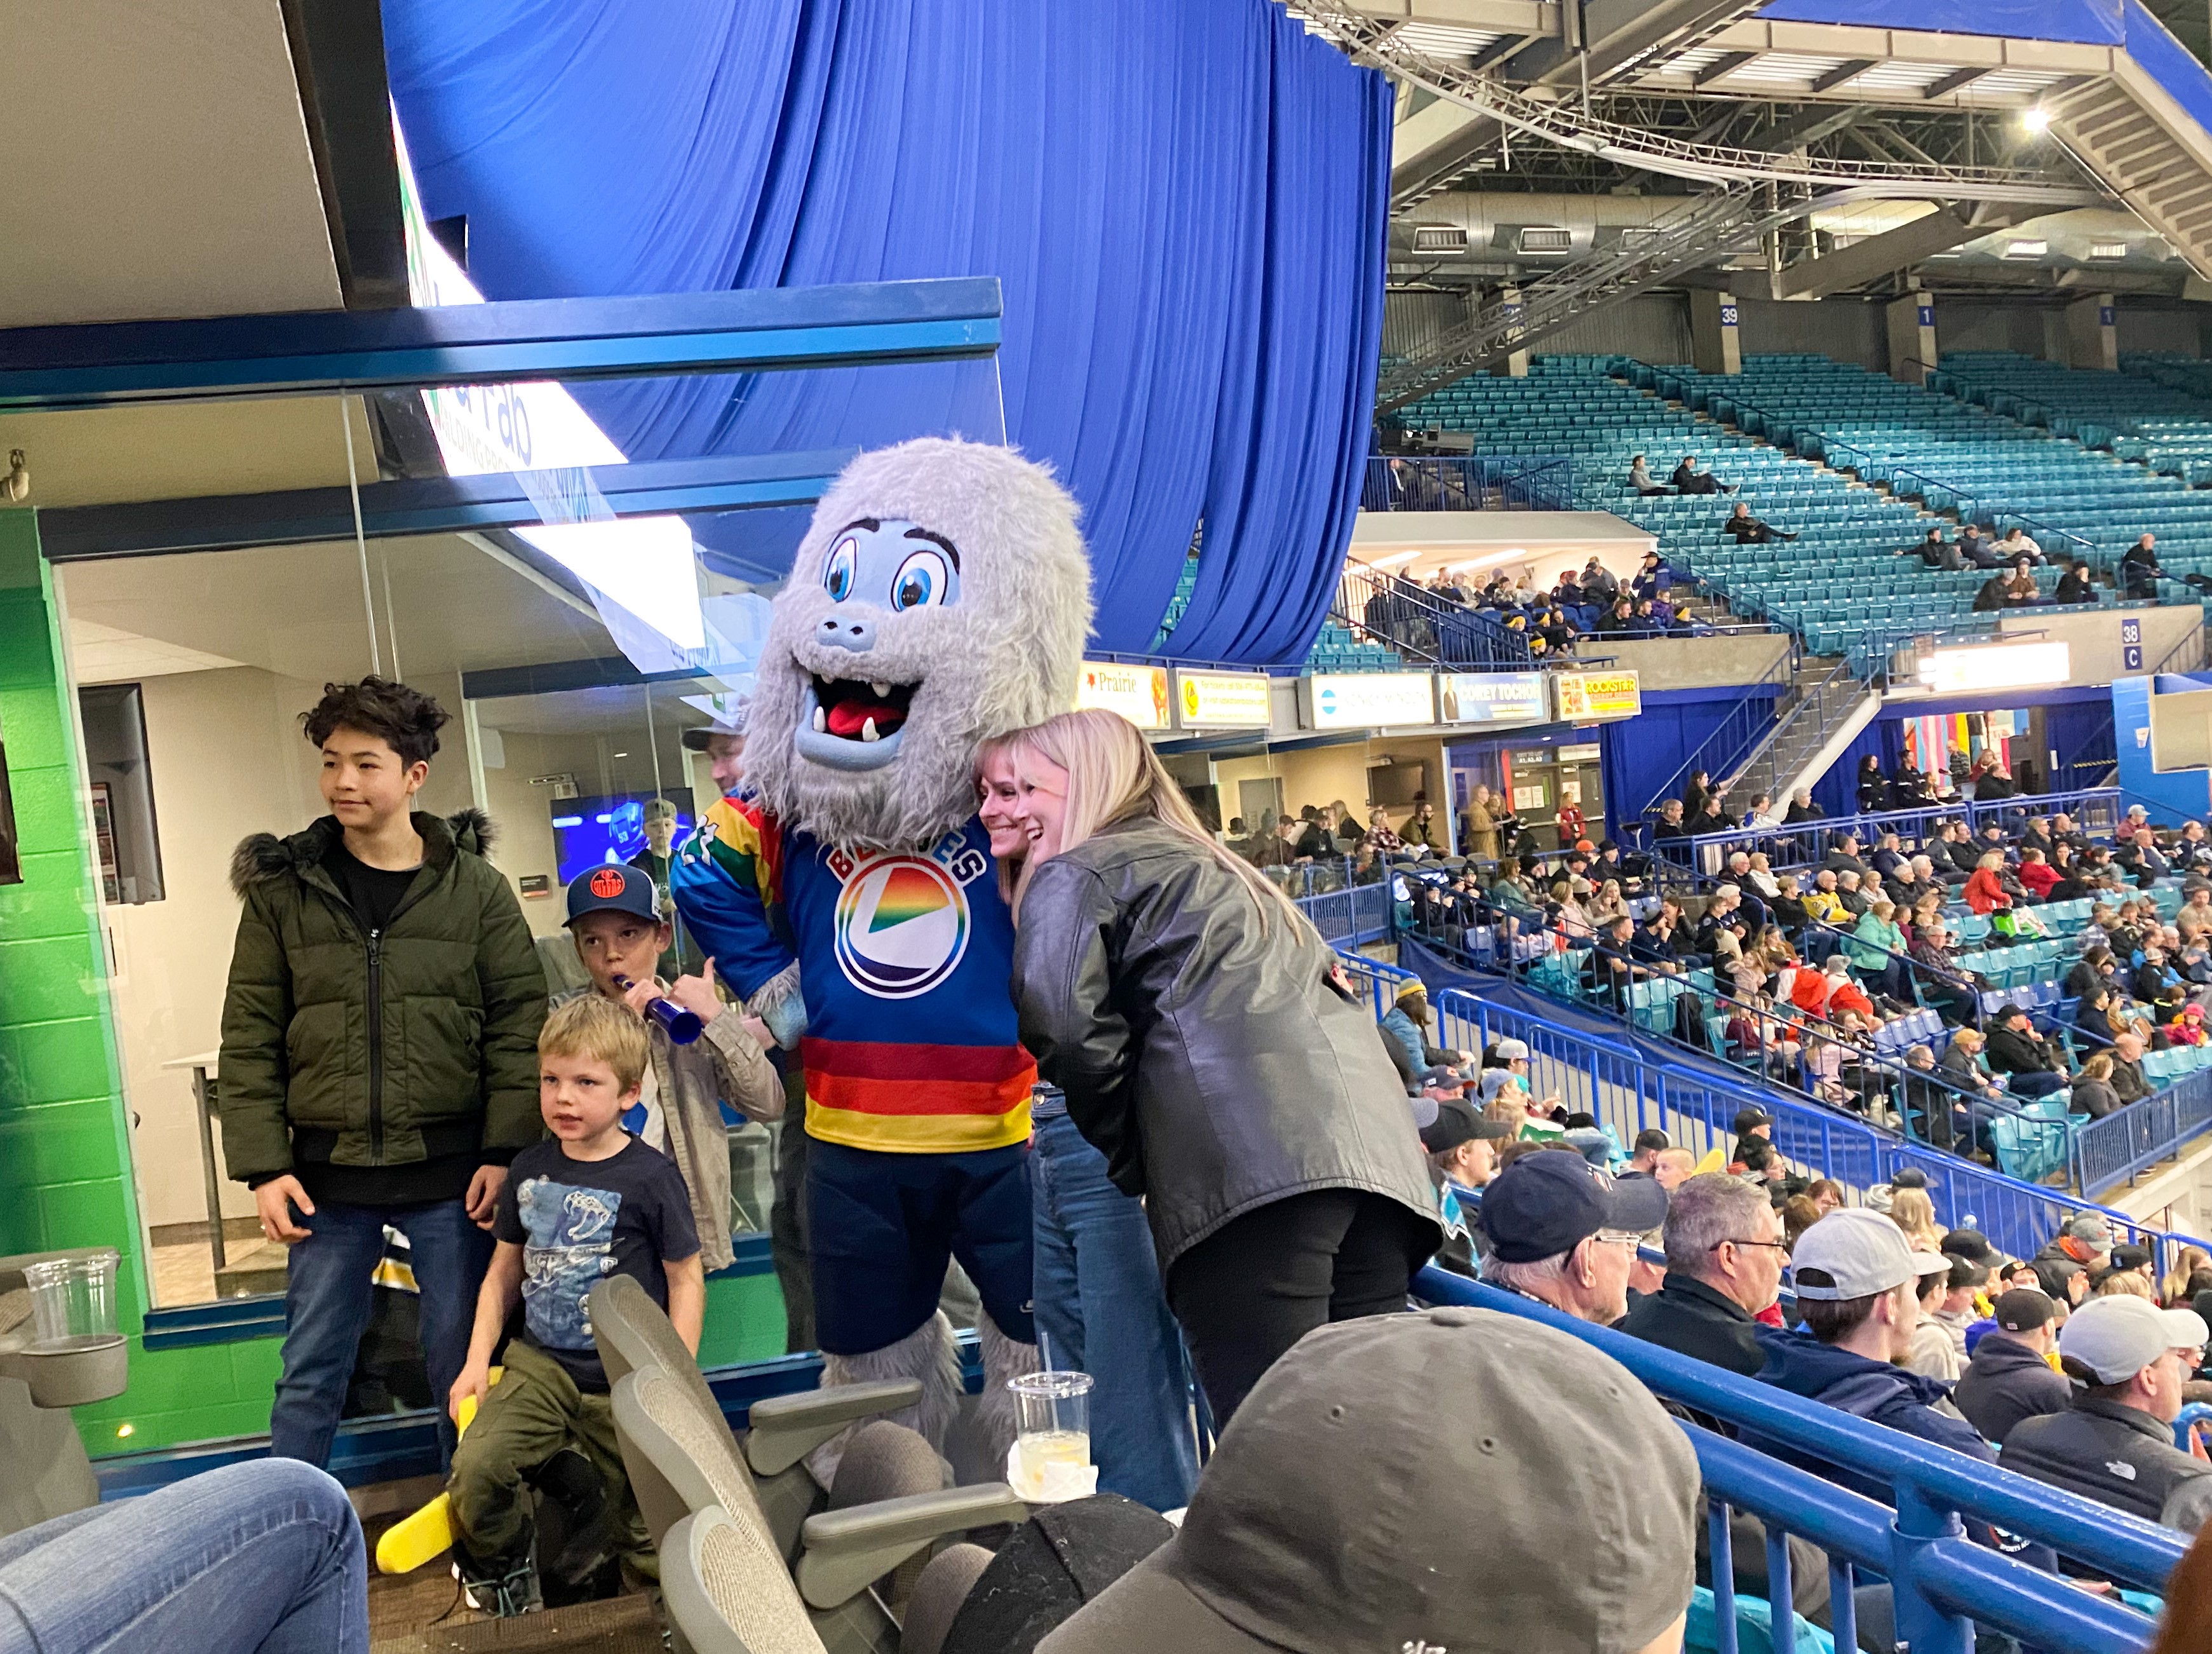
[1476,1151,1669,1326]
[1619,1174,1787,1378]
[2002,1294,2212,1533]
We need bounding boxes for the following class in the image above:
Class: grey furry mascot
[674,437,1091,1469]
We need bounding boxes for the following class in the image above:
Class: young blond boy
[553,864,783,1271]
[445,996,703,1611]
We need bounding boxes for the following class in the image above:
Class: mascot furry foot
[802,1313,965,1489]
[974,1313,1039,1468]
[799,1311,1039,1489]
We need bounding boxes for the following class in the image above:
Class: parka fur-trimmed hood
[230,807,498,898]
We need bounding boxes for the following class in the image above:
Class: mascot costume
[674,437,1091,1468]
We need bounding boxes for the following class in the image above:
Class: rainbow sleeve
[672,796,794,1001]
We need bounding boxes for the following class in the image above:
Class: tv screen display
[1366,763,1427,809]
[550,789,698,885]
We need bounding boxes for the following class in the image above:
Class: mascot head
[745,438,1094,848]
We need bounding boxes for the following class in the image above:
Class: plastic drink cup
[1008,1370,1093,1489]
[24,1250,120,1352]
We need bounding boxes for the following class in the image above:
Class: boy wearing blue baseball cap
[555,864,783,1277]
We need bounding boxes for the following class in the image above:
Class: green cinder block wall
[0,510,782,1463]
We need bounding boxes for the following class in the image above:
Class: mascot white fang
[674,438,1091,1477]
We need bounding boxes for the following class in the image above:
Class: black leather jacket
[1011,817,1443,1271]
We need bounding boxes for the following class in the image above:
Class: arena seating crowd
[1380,789,2212,1193]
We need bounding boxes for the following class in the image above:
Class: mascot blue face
[745,437,1093,852]
[799,517,966,773]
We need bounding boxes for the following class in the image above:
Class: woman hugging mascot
[673,437,1092,1471]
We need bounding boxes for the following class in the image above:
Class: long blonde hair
[1888,1188,1943,1253]
[1004,708,1307,935]
[2163,1244,2211,1307]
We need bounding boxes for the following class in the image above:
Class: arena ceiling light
[391,114,706,656]
[2002,239,2049,259]
[2091,242,2131,260]
[2023,107,2053,133]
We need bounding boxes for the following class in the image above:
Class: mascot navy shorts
[805,1137,1036,1354]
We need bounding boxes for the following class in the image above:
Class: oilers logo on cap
[832,853,971,999]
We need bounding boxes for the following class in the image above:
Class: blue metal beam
[36,448,858,561]
[0,278,1001,410]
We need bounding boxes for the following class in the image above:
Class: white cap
[2058,1296,2211,1384]
[1790,1210,1952,1301]
[1494,1038,1530,1061]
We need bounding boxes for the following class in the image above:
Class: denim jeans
[1031,1111,1199,1512]
[271,1196,494,1468]
[0,1459,366,1654]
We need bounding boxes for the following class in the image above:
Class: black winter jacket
[219,810,546,1184]
[1619,1275,1767,1377]
[1011,818,1441,1270]
[1951,1331,2070,1447]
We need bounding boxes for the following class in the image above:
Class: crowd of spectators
[1401,792,2212,1183]
[1453,1122,2212,1648]
[1361,546,1711,664]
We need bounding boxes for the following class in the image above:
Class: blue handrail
[1415,1268,2179,1654]
[1633,786,2125,870]
[1370,960,2212,1274]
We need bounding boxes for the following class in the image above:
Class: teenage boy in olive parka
[219,678,546,1467]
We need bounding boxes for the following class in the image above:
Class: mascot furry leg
[673,437,1088,1482]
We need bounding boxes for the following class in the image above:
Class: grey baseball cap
[1791,1209,1950,1301]
[1036,1308,1698,1654]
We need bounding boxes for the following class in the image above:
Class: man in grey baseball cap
[2002,1294,2212,1532]
[1754,1211,1993,1499]
[1038,1307,1699,1654]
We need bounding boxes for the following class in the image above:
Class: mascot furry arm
[671,438,1091,1465]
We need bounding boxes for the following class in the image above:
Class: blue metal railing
[2076,1066,2212,1197]
[1340,946,2212,1272]
[1415,1268,2182,1654]
[1633,653,1793,822]
[1334,556,1539,670]
[1631,786,2125,872]
[1293,873,1393,947]
[1362,454,1575,513]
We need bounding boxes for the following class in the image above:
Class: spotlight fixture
[2022,107,2051,133]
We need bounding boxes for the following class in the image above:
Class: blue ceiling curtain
[382,0,1391,665]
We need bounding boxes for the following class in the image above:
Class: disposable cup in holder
[1007,1370,1094,1500]
[24,1250,121,1352]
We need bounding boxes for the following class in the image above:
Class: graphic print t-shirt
[494,1136,700,1392]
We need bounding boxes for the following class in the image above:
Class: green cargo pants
[447,1341,649,1564]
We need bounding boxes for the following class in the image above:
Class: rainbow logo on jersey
[832,855,971,1000]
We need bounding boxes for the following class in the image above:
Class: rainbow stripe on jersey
[672,797,1033,1154]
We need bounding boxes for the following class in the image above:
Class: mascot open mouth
[793,673,919,771]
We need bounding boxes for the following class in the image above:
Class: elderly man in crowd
[2005,1295,2212,1533]
[1621,1174,1787,1376]
[1477,1151,1669,1326]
